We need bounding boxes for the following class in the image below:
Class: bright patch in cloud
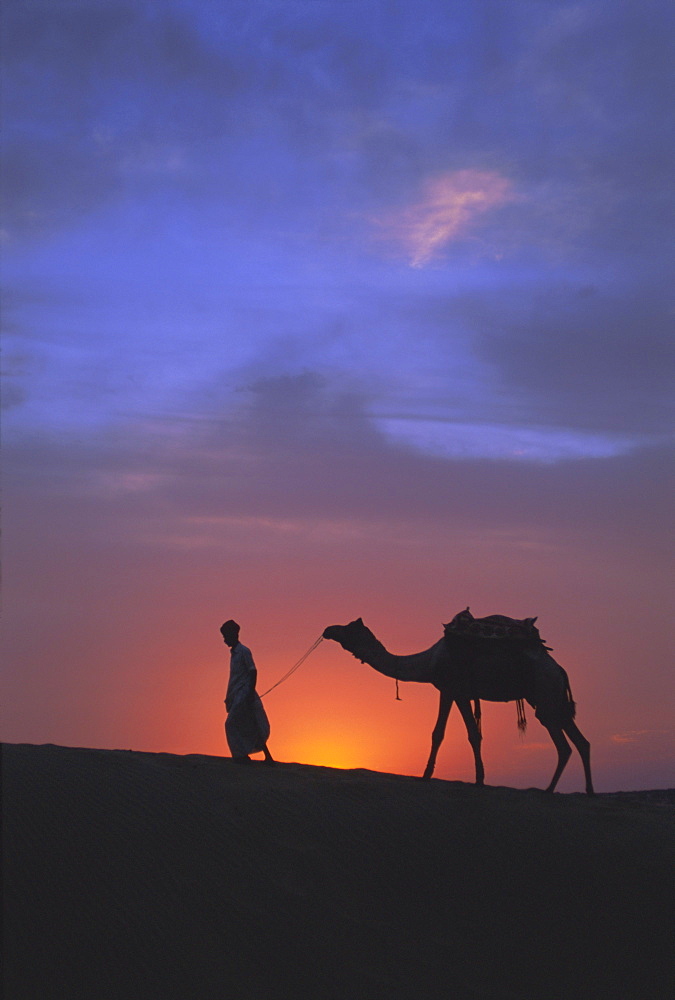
[376,170,514,267]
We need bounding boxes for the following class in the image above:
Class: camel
[322,616,594,794]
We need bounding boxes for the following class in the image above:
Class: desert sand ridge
[3,743,673,1000]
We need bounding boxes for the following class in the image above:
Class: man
[220,620,274,764]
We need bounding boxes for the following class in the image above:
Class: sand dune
[2,744,673,1000]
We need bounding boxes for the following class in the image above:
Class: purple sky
[2,1,673,789]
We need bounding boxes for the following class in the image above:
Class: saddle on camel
[444,606,551,646]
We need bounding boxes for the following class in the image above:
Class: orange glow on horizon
[281,734,375,771]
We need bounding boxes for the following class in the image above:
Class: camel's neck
[350,629,442,683]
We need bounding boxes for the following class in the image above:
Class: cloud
[469,284,675,438]
[611,731,651,745]
[611,731,672,747]
[373,417,641,464]
[7,371,672,561]
[372,170,515,267]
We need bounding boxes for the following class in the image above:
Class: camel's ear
[356,617,364,625]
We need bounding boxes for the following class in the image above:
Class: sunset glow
[2,0,673,792]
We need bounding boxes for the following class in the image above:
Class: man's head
[220,619,240,647]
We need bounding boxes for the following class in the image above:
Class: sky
[2,0,673,791]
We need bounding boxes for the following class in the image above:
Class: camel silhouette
[323,616,594,794]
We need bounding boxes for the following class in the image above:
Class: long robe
[224,642,270,757]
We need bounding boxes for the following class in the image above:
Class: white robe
[224,642,270,757]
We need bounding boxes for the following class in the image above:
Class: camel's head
[322,618,369,654]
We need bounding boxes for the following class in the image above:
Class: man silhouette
[220,620,274,765]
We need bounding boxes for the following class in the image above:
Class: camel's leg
[563,720,594,795]
[544,726,572,792]
[422,690,453,780]
[456,698,484,786]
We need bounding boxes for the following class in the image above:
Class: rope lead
[259,635,324,699]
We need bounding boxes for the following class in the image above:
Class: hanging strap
[516,698,527,732]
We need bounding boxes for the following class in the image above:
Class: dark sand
[2,744,673,1000]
